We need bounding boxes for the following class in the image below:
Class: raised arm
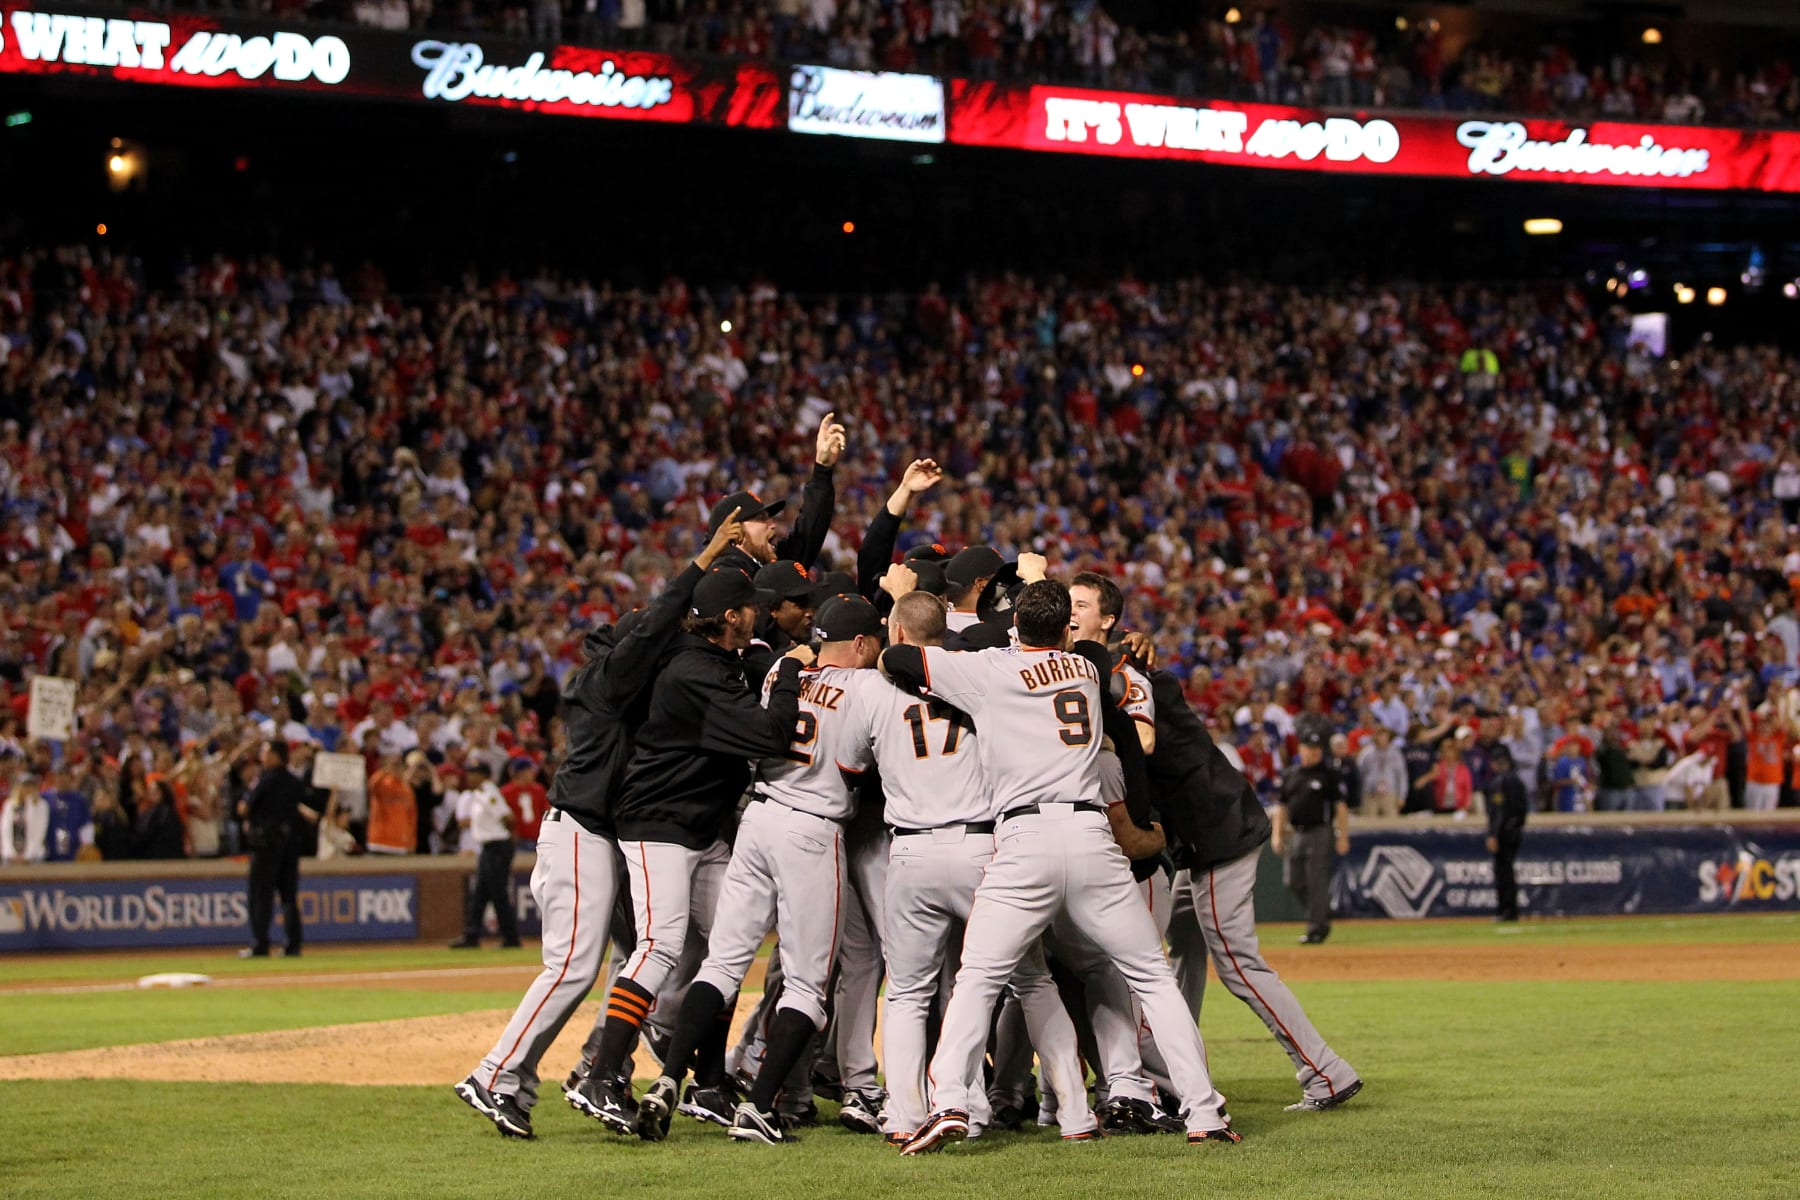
[773,412,846,567]
[600,510,746,706]
[858,458,942,601]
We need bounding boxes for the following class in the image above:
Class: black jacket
[858,509,903,609]
[549,561,705,837]
[713,464,837,581]
[244,768,311,843]
[614,636,805,850]
[1138,666,1272,872]
[1488,773,1530,839]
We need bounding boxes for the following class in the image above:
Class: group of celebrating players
[453,416,1362,1152]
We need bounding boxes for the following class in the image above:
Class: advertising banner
[0,4,784,128]
[1332,823,1800,919]
[788,64,945,143]
[947,79,1800,194]
[0,871,419,949]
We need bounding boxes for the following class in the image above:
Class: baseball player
[1121,644,1364,1113]
[634,594,883,1145]
[455,514,746,1140]
[880,581,1239,1152]
[858,586,1096,1144]
[574,567,813,1135]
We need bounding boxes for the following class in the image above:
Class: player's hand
[1017,552,1048,584]
[699,507,743,568]
[881,563,919,600]
[815,411,847,467]
[1335,832,1351,856]
[1486,835,1499,854]
[1270,829,1285,854]
[1119,630,1157,668]
[901,458,943,494]
[784,644,817,667]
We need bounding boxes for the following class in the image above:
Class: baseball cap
[813,595,883,642]
[692,567,776,619]
[755,560,817,602]
[1299,728,1329,749]
[904,542,952,564]
[945,546,1005,590]
[709,490,786,532]
[810,570,856,606]
[910,560,949,597]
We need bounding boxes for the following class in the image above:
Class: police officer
[237,740,320,958]
[1486,743,1529,922]
[1272,729,1350,945]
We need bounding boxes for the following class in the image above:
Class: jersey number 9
[1054,690,1092,747]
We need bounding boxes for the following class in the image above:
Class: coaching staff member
[1487,744,1529,922]
[238,740,319,958]
[1272,729,1350,945]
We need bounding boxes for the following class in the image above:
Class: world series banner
[1332,823,1800,919]
[0,872,419,949]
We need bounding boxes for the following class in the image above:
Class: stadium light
[1642,27,1662,45]
[1785,282,1799,300]
[720,320,732,333]
[1522,218,1562,236]
[1706,287,1727,306]
[96,223,107,236]
[1394,16,1407,30]
[1224,7,1241,23]
[108,154,127,175]
[842,221,855,234]
[1674,284,1695,305]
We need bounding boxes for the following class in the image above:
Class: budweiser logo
[1456,120,1710,180]
[410,40,674,109]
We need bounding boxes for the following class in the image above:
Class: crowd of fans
[132,0,1800,126]
[0,240,1798,866]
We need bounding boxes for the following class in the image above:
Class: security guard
[1486,743,1529,922]
[1272,729,1350,944]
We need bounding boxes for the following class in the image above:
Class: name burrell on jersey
[1019,652,1100,691]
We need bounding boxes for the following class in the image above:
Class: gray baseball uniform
[841,675,1093,1139]
[898,644,1229,1135]
[690,665,872,1027]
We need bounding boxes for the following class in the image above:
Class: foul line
[4,963,547,998]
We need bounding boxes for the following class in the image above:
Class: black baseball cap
[810,570,856,606]
[692,567,776,618]
[708,490,786,532]
[945,546,1005,589]
[904,542,952,564]
[910,560,949,597]
[755,560,817,602]
[1299,728,1329,749]
[813,595,883,642]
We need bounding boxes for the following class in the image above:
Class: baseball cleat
[1188,1127,1243,1145]
[569,1073,635,1135]
[679,1081,741,1128]
[883,1131,912,1148]
[454,1075,534,1140]
[990,1100,1024,1131]
[1285,1078,1364,1112]
[777,1100,818,1130]
[562,1068,586,1103]
[727,1102,789,1145]
[1100,1096,1162,1135]
[634,1076,678,1141]
[1063,1129,1103,1143]
[900,1108,969,1155]
[838,1090,885,1134]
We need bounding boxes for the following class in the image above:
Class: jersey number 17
[902,701,972,758]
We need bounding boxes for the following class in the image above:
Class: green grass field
[3,916,1799,1199]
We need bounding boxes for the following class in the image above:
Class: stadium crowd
[0,241,1798,866]
[124,0,1800,126]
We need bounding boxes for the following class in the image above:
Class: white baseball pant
[614,838,729,1004]
[693,800,845,1029]
[474,812,621,1109]
[882,826,1094,1138]
[924,805,1228,1134]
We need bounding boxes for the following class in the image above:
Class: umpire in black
[1273,728,1350,945]
[1486,743,1529,922]
[237,740,319,958]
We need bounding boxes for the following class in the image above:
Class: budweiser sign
[410,39,674,110]
[1455,120,1711,180]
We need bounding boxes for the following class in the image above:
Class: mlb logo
[0,897,24,935]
